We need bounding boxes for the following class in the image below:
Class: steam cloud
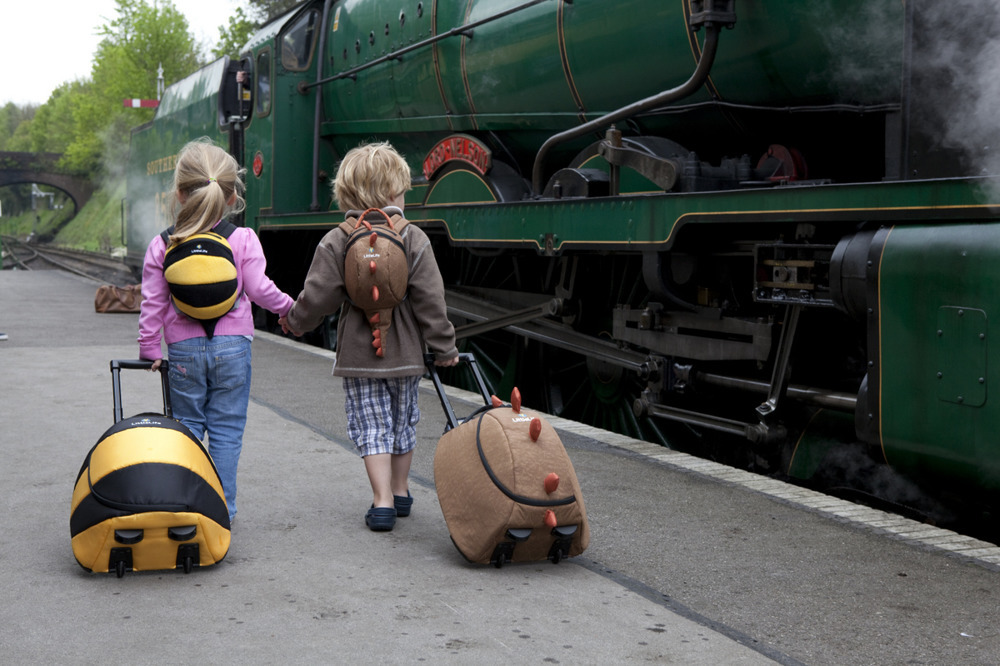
[910,0,1000,195]
[814,0,1000,199]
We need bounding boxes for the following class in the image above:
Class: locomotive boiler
[125,0,1000,532]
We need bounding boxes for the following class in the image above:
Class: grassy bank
[1,181,124,254]
[52,182,127,253]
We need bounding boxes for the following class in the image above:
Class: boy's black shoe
[365,505,396,531]
[394,492,413,517]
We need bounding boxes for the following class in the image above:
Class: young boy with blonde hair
[280,141,458,531]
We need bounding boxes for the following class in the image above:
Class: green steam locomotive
[125,0,1000,530]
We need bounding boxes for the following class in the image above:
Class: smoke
[115,128,176,257]
[909,1,1000,193]
[129,183,172,254]
[809,0,906,104]
[813,441,957,526]
[808,1,1000,199]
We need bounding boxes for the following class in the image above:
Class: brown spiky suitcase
[426,354,589,567]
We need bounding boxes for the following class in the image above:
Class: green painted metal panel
[320,0,902,138]
[424,177,1000,250]
[424,168,498,207]
[934,307,987,407]
[878,224,1000,491]
[459,0,576,120]
[256,176,1000,254]
[269,6,333,215]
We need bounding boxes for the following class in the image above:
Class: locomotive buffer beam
[446,289,648,373]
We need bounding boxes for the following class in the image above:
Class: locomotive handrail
[301,0,554,92]
[310,0,335,211]
[530,22,724,195]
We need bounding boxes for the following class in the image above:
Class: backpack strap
[160,221,238,245]
[213,220,238,238]
[339,207,409,234]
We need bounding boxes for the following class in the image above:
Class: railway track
[1,236,136,286]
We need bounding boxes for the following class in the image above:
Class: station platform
[2,268,1000,665]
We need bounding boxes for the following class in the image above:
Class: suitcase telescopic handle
[424,352,493,431]
[110,359,172,424]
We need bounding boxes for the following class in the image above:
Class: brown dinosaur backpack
[340,207,410,357]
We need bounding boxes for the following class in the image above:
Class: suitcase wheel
[491,543,513,568]
[548,524,578,564]
[491,529,533,568]
[109,547,133,578]
[177,543,199,573]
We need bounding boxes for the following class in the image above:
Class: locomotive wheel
[450,328,666,445]
[443,247,670,445]
[534,343,668,446]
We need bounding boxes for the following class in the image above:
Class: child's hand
[278,316,301,337]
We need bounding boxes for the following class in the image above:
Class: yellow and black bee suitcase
[70,360,231,577]
[426,353,589,568]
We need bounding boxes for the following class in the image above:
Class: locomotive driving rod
[688,370,857,412]
[446,289,648,372]
[531,10,728,195]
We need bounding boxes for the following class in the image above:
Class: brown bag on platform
[95,284,143,313]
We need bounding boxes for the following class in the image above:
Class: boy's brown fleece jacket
[286,208,458,378]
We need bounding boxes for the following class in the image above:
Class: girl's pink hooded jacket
[138,223,293,360]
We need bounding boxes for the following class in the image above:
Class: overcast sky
[1,1,241,107]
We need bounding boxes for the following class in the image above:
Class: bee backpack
[426,353,590,567]
[70,360,231,577]
[160,221,240,338]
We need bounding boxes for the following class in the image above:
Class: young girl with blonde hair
[139,138,294,524]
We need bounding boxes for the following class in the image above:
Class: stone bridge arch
[0,152,95,213]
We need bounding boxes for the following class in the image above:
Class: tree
[27,82,89,155]
[212,1,305,59]
[63,0,200,175]
[0,102,36,152]
[212,6,258,59]
[246,0,302,23]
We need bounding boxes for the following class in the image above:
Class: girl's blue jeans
[166,335,252,523]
